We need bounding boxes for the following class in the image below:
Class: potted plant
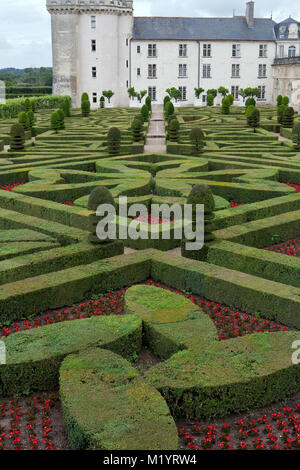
[102,90,114,108]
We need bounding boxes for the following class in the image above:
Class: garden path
[144,105,166,154]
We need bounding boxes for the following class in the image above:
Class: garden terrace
[0,104,300,449]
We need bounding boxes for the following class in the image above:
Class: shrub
[247,107,260,132]
[187,184,215,242]
[60,96,71,117]
[27,110,35,130]
[88,186,115,244]
[189,127,205,153]
[227,94,234,105]
[107,127,121,155]
[277,95,283,106]
[30,99,37,113]
[292,123,300,150]
[277,104,286,124]
[245,105,255,118]
[245,97,256,108]
[81,93,89,103]
[24,98,31,112]
[50,111,60,132]
[207,89,218,99]
[221,97,230,114]
[18,111,30,131]
[134,114,144,124]
[164,96,171,107]
[168,119,180,142]
[194,88,204,99]
[145,96,152,112]
[100,96,105,108]
[164,101,174,118]
[141,104,149,122]
[282,106,294,128]
[282,96,290,106]
[131,119,143,142]
[10,123,25,151]
[56,109,65,130]
[81,98,91,117]
[218,87,229,97]
[206,94,214,107]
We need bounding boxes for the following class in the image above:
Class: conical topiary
[88,186,115,244]
[168,118,180,142]
[131,119,143,142]
[282,107,294,128]
[18,112,30,131]
[10,123,25,151]
[107,127,121,155]
[81,98,91,117]
[56,109,65,129]
[51,111,60,132]
[189,127,205,154]
[141,104,149,122]
[247,108,260,132]
[182,184,215,260]
[292,123,300,150]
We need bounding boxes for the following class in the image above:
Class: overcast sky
[0,0,299,68]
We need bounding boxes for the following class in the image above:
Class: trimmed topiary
[247,107,260,132]
[10,123,25,151]
[189,126,205,154]
[245,97,256,108]
[221,97,230,114]
[81,98,91,117]
[24,98,31,112]
[277,104,286,124]
[163,95,171,107]
[18,111,30,131]
[292,123,300,150]
[56,109,65,129]
[282,106,294,128]
[168,118,180,142]
[277,95,283,107]
[164,100,174,118]
[88,186,116,244]
[282,96,289,106]
[206,94,214,106]
[50,111,60,132]
[60,96,71,117]
[141,104,149,122]
[30,99,37,113]
[145,95,152,112]
[99,96,105,108]
[107,127,121,155]
[131,118,143,142]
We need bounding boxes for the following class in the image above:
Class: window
[259,44,268,57]
[92,93,97,104]
[203,44,211,57]
[137,68,141,76]
[178,64,187,78]
[179,86,187,101]
[258,64,267,78]
[288,46,296,57]
[148,64,157,78]
[202,64,211,78]
[232,44,241,57]
[126,80,129,88]
[232,64,240,78]
[231,86,239,100]
[202,94,207,103]
[279,45,284,58]
[91,40,96,52]
[91,16,96,28]
[179,44,187,57]
[126,60,129,68]
[148,44,157,57]
[148,87,156,101]
[126,38,129,46]
[92,67,97,78]
[137,45,141,53]
[258,85,266,100]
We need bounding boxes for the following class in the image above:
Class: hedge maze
[1,104,300,449]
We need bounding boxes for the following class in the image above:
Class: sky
[0,0,299,68]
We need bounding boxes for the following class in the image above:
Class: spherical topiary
[131,119,143,142]
[168,119,180,142]
[292,123,300,150]
[282,96,289,106]
[282,106,294,128]
[18,112,30,131]
[189,126,205,153]
[277,95,283,107]
[10,123,25,151]
[107,127,121,155]
[88,186,115,244]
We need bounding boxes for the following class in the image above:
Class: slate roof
[132,16,277,41]
[274,18,300,41]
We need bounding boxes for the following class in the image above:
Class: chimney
[246,1,254,28]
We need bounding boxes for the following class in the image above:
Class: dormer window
[288,23,299,39]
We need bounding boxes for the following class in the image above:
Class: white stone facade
[46,0,300,108]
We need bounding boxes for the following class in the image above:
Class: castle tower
[46,0,133,107]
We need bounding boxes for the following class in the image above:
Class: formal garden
[0,91,300,450]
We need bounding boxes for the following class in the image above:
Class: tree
[107,127,121,155]
[218,87,229,97]
[189,127,205,153]
[10,123,25,151]
[128,87,137,100]
[136,90,147,103]
[245,97,256,108]
[51,111,60,132]
[18,112,30,131]
[194,87,205,99]
[166,87,181,102]
[247,107,260,132]
[221,97,230,114]
[207,89,218,98]
[131,119,143,142]
[141,104,149,122]
[102,90,114,104]
[168,118,180,142]
[282,107,294,128]
[292,123,300,150]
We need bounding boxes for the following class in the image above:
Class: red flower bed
[0,183,25,192]
[0,281,287,341]
[282,182,300,193]
[179,401,300,450]
[230,202,245,208]
[61,201,74,206]
[264,238,300,257]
